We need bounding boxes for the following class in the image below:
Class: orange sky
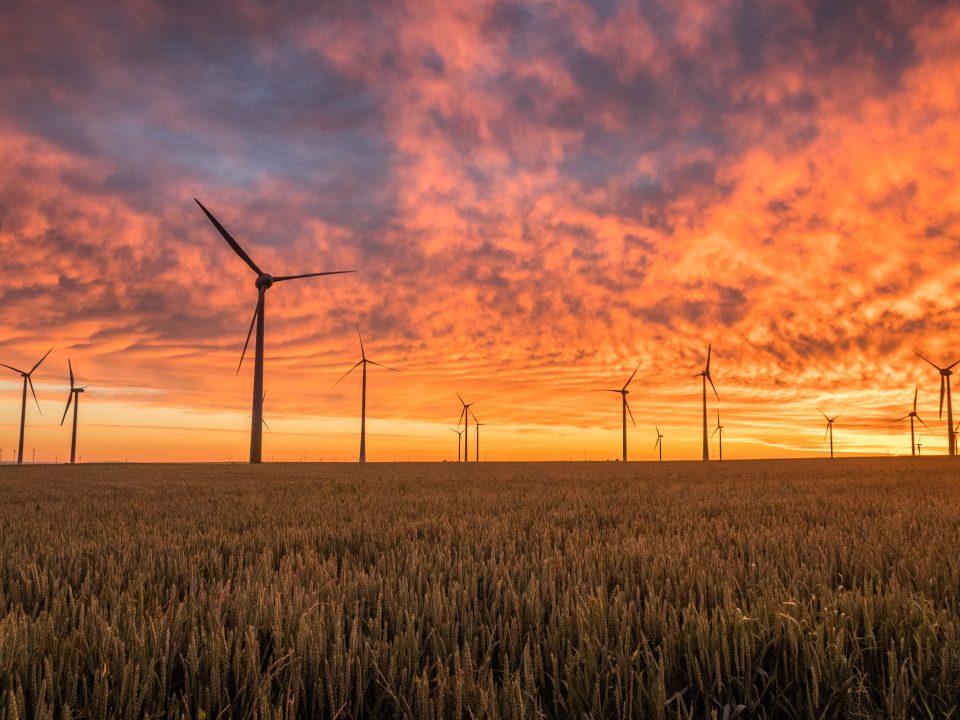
[1,0,959,462]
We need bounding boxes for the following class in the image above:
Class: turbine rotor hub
[256,273,274,290]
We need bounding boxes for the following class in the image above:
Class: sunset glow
[2,1,959,462]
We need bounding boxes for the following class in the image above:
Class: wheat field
[1,458,959,719]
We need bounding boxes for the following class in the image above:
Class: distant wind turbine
[471,409,486,462]
[894,386,928,457]
[196,199,354,464]
[333,325,398,462]
[59,359,86,464]
[1,347,53,465]
[821,412,839,459]
[915,351,960,456]
[711,410,724,461]
[917,441,923,456]
[697,344,719,461]
[654,425,663,462]
[449,427,464,462]
[456,394,477,462]
[598,364,641,462]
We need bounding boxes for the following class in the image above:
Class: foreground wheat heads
[2,459,960,719]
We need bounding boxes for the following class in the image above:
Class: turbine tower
[915,351,960,456]
[333,324,398,462]
[821,412,839,459]
[711,410,724,461]
[654,425,663,462]
[894,386,928,457]
[456,394,477,462]
[697,344,719,461]
[59,359,86,464]
[1,347,52,465]
[196,200,354,463]
[599,364,641,462]
[450,427,464,462]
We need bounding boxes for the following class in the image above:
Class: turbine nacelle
[255,274,274,290]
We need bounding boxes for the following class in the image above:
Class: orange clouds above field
[1,0,959,461]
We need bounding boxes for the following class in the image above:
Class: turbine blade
[367,360,399,372]
[458,406,465,429]
[820,411,828,420]
[28,377,41,415]
[30,346,54,375]
[195,199,263,275]
[455,392,465,406]
[893,415,910,423]
[913,385,918,413]
[272,270,355,282]
[60,392,73,426]
[711,426,719,438]
[237,294,263,375]
[949,359,960,370]
[0,363,25,374]
[68,358,75,389]
[708,375,719,401]
[940,376,945,419]
[824,423,829,441]
[915,351,941,371]
[356,323,365,360]
[332,360,363,388]
[623,363,641,390]
[625,398,636,427]
[917,415,930,431]
[705,342,712,373]
[262,417,271,433]
[654,436,660,449]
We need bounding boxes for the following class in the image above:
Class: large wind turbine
[456,394,477,462]
[915,351,960,456]
[598,364,641,462]
[697,344,719,461]
[59,359,86,464]
[821,412,839,459]
[333,325,398,463]
[894,386,928,457]
[1,347,52,465]
[654,425,663,462]
[711,410,724,461]
[196,200,354,464]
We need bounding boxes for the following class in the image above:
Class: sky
[1,0,959,462]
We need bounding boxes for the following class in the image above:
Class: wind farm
[5,1,960,717]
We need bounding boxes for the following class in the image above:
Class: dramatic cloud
[1,0,958,461]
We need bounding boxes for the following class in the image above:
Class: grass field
[2,458,960,719]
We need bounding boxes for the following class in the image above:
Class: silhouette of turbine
[598,364,640,462]
[450,427,464,462]
[654,424,663,462]
[697,344,719,461]
[333,325,398,463]
[470,409,486,462]
[196,199,354,464]
[894,386,928,457]
[915,351,960,456]
[821,412,839,459]
[456,394,477,462]
[711,410,725,461]
[1,347,52,465]
[59,359,86,464]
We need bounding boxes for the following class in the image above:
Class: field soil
[2,458,960,719]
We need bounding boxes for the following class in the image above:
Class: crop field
[2,459,960,719]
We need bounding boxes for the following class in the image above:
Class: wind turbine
[711,410,724,461]
[894,386,928,457]
[471,409,486,462]
[333,325,398,462]
[1,347,53,465]
[915,351,960,456]
[654,425,663,462]
[697,344,719,461]
[59,359,86,464]
[917,441,923,456]
[196,199,354,464]
[449,427,464,462]
[821,412,839,459]
[598,364,641,462]
[456,394,477,462]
